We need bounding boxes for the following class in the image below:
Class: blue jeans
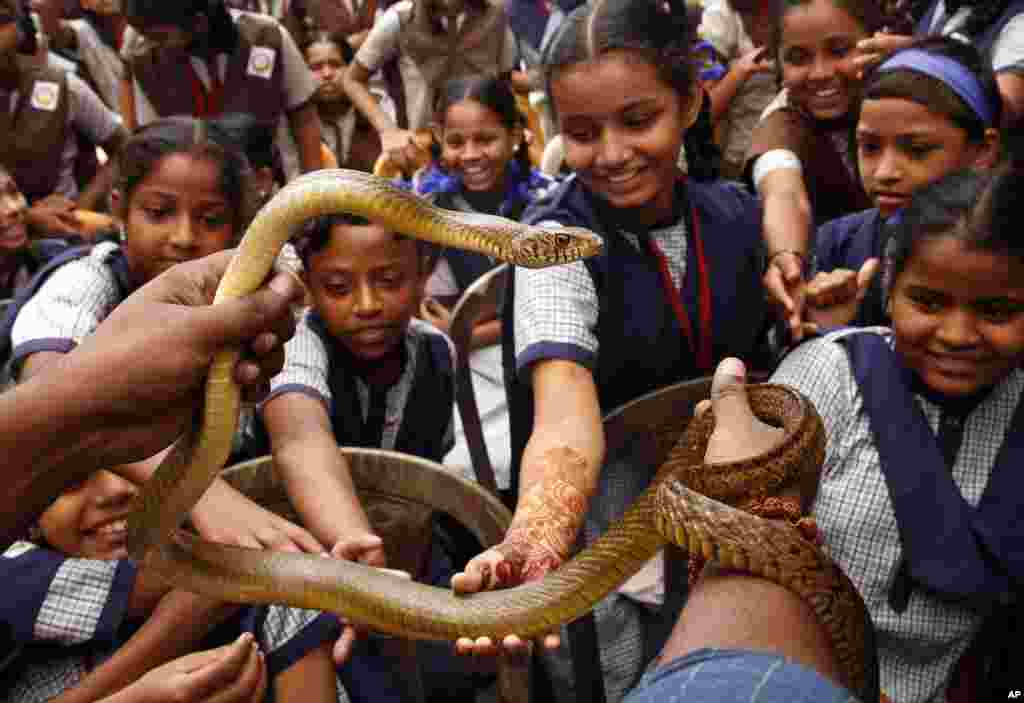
[623,648,860,703]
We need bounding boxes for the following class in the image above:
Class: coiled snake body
[126,169,877,702]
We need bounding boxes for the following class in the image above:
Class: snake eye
[555,233,573,247]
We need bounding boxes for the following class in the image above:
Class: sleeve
[512,248,600,377]
[277,22,319,111]
[263,311,333,408]
[697,0,739,59]
[8,257,121,376]
[252,605,341,678]
[769,334,859,475]
[0,543,138,648]
[746,101,812,168]
[66,73,121,144]
[352,4,403,72]
[990,13,1024,72]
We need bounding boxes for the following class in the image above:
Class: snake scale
[125,169,877,703]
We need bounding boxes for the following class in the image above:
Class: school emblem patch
[30,81,60,111]
[247,46,276,79]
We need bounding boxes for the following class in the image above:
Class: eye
[555,233,573,247]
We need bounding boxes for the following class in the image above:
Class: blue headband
[876,49,995,127]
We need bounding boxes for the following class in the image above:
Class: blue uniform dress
[503,174,769,701]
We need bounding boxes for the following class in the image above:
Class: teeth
[96,520,127,535]
[815,88,839,98]
[607,171,638,184]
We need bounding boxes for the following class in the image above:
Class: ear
[971,127,1002,170]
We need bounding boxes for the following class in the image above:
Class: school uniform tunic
[772,327,1024,703]
[121,9,316,132]
[0,66,120,202]
[261,312,455,462]
[0,541,345,703]
[504,174,768,702]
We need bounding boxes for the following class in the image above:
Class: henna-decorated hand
[451,466,588,657]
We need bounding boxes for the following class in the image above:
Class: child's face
[120,152,236,286]
[778,0,866,122]
[0,169,28,255]
[307,42,347,104]
[891,235,1024,398]
[38,470,138,560]
[0,16,18,62]
[857,98,993,218]
[552,50,693,225]
[305,223,426,363]
[440,98,518,193]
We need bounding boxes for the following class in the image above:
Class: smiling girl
[5,115,323,557]
[412,74,556,494]
[745,0,885,339]
[448,0,772,697]
[807,37,1002,329]
[766,161,1024,702]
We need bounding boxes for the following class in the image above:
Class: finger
[281,524,326,554]
[694,398,711,418]
[190,271,306,355]
[331,534,384,560]
[501,634,531,658]
[452,551,503,594]
[764,270,795,316]
[256,527,303,553]
[855,258,881,301]
[206,639,264,703]
[333,625,359,666]
[182,634,257,700]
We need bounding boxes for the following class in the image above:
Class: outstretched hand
[804,258,880,330]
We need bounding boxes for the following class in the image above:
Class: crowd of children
[2,0,1023,701]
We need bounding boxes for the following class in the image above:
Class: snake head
[513,226,604,267]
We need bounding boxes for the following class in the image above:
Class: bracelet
[765,249,806,274]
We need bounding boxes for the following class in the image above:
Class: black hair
[123,0,238,51]
[433,75,531,173]
[908,0,1015,40]
[861,36,1001,141]
[296,213,436,270]
[540,0,721,180]
[114,114,258,236]
[301,29,355,63]
[543,0,696,103]
[884,153,1024,290]
[771,0,887,59]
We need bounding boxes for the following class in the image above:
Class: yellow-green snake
[125,169,877,702]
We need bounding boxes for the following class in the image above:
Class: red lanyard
[189,60,224,117]
[644,207,714,374]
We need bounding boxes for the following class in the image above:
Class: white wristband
[752,149,802,192]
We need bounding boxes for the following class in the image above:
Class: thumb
[193,272,303,350]
[709,357,755,431]
[855,258,880,302]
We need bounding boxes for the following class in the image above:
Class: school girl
[412,74,556,495]
[448,0,772,698]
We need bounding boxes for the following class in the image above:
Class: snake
[124,168,878,703]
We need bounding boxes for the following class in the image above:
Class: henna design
[494,448,591,583]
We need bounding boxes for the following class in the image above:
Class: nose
[169,214,198,251]
[935,308,981,349]
[353,281,383,318]
[462,139,483,161]
[0,192,25,220]
[318,66,336,82]
[809,53,831,82]
[873,147,902,184]
[91,470,138,508]
[596,127,631,170]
